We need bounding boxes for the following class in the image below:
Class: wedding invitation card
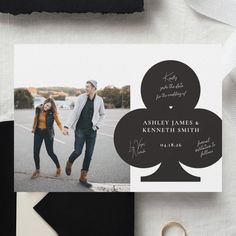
[14,44,222,196]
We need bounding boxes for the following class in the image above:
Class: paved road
[14,109,130,192]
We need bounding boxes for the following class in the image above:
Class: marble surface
[0,0,236,235]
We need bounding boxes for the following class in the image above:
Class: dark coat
[35,105,55,138]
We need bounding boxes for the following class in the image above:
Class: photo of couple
[14,44,131,192]
[31,80,104,188]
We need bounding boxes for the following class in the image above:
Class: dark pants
[68,128,97,171]
[33,128,60,170]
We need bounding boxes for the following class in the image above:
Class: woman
[31,98,63,179]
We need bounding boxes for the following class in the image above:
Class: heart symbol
[169,105,173,109]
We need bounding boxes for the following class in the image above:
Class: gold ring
[161,221,187,236]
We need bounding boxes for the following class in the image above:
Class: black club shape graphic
[114,60,222,182]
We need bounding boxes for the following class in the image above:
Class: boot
[79,170,92,188]
[31,169,40,179]
[55,167,61,177]
[65,160,73,176]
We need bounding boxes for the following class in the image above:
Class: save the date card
[14,44,222,193]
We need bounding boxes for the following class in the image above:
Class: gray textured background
[0,0,236,235]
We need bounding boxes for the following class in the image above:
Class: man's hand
[62,127,69,136]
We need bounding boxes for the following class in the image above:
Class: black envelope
[0,0,144,15]
[34,192,134,236]
[1,121,16,236]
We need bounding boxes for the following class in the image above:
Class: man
[63,80,105,188]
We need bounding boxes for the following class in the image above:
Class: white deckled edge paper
[223,32,236,127]
[223,32,236,78]
[0,43,13,122]
[185,0,236,27]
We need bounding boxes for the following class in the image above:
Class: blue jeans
[68,128,97,171]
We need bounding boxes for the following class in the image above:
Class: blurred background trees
[14,88,34,109]
[14,85,130,109]
[97,85,130,109]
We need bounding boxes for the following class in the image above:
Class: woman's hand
[32,128,35,133]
